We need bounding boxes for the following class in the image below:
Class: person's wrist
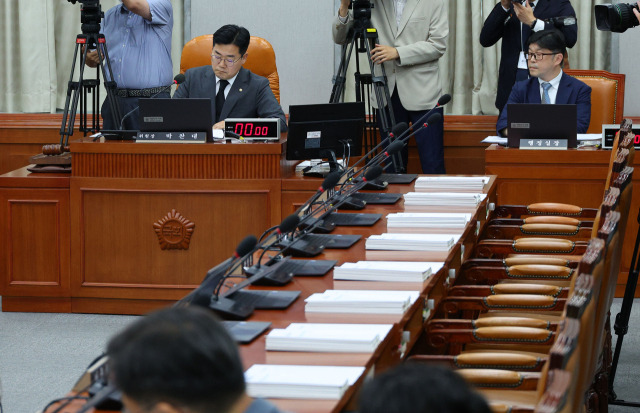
[529,18,537,29]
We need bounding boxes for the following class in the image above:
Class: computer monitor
[286,102,365,172]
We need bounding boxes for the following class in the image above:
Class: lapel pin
[239,88,243,92]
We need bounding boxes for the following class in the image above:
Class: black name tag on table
[136,131,207,143]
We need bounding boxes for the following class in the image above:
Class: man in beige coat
[333,0,448,174]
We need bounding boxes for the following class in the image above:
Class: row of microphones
[342,94,450,183]
[191,166,384,320]
[184,234,258,308]
[117,73,186,130]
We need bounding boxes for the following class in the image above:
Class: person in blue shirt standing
[86,0,173,130]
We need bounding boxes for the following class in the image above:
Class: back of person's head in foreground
[358,362,492,413]
[107,306,245,413]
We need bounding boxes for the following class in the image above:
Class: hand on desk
[213,121,225,130]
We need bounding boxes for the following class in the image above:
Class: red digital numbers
[234,123,269,136]
[635,134,640,144]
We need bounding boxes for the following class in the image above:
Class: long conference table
[3,137,499,412]
[43,173,497,412]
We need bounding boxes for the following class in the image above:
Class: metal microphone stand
[608,207,640,408]
[330,1,399,171]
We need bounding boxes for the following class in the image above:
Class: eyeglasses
[211,53,243,66]
[525,52,558,62]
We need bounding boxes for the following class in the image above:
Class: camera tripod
[330,2,401,171]
[58,31,121,150]
[608,207,640,408]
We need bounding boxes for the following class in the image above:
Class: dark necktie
[215,79,229,123]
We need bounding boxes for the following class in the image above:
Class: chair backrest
[179,35,281,103]
[563,70,625,134]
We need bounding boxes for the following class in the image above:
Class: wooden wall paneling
[69,177,282,311]
[0,188,71,312]
[0,114,82,175]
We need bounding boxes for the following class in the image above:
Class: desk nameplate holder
[519,138,568,150]
[136,131,207,143]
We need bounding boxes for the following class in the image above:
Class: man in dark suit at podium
[496,29,590,136]
[480,0,578,113]
[173,24,287,132]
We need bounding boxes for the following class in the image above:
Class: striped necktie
[541,82,552,104]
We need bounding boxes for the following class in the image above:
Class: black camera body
[68,0,103,37]
[350,0,374,22]
[595,3,640,33]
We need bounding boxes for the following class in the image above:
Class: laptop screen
[139,98,213,142]
[507,103,577,148]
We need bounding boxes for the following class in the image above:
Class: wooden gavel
[42,144,70,155]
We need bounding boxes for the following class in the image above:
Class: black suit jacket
[173,66,287,132]
[480,0,578,112]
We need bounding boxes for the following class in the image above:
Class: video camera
[349,0,374,23]
[595,2,639,33]
[67,0,103,37]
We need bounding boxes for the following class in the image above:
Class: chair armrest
[428,317,554,331]
[458,368,541,390]
[494,203,598,219]
[458,264,574,284]
[474,238,588,259]
[408,352,547,371]
[440,294,564,315]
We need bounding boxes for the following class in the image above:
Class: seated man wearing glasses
[173,24,287,132]
[496,29,591,136]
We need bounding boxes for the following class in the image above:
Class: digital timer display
[224,118,280,140]
[601,124,640,149]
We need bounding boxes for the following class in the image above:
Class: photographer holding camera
[480,0,577,113]
[333,0,448,174]
[85,0,173,130]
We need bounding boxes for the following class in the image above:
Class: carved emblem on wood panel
[153,209,195,250]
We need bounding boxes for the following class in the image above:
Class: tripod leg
[608,208,640,407]
[96,37,122,129]
[362,36,400,172]
[330,39,357,104]
[59,41,82,148]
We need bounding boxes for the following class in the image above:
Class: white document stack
[403,192,487,213]
[403,192,487,207]
[305,290,420,315]
[386,212,471,233]
[365,233,458,251]
[333,260,441,282]
[265,323,393,352]
[414,176,490,192]
[245,364,365,400]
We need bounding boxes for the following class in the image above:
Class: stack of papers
[245,364,364,400]
[414,176,490,192]
[403,192,487,207]
[387,212,471,230]
[295,159,345,173]
[333,260,441,282]
[305,290,419,315]
[265,323,393,352]
[365,233,458,251]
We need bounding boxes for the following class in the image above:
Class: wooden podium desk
[485,144,640,297]
[0,138,294,313]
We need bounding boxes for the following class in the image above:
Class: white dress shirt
[539,70,563,104]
